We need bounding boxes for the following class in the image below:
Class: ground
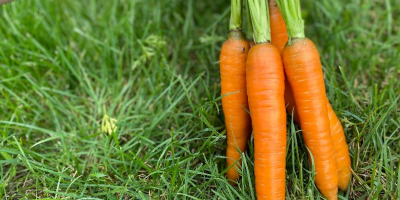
[0,0,399,199]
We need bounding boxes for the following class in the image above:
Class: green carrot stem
[229,0,242,31]
[247,0,270,44]
[245,0,253,40]
[275,0,305,44]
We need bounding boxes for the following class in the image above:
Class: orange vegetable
[220,0,252,184]
[270,0,351,191]
[247,0,286,199]
[328,103,352,191]
[277,0,338,199]
[220,31,252,183]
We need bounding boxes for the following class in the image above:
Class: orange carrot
[283,38,338,199]
[276,0,338,199]
[270,0,351,191]
[247,0,286,199]
[247,43,286,200]
[327,103,352,191]
[220,0,252,184]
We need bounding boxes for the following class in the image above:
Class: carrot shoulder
[282,39,338,199]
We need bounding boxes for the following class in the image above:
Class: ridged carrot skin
[247,43,286,200]
[327,103,351,191]
[220,31,252,184]
[282,38,338,200]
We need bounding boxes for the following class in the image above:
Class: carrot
[247,0,286,199]
[328,103,352,191]
[220,0,252,184]
[276,0,338,199]
[284,33,339,200]
[270,0,351,191]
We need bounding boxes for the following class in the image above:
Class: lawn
[0,0,399,199]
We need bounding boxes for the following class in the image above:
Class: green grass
[0,0,399,199]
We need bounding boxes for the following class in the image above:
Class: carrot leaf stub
[247,0,270,44]
[230,0,242,31]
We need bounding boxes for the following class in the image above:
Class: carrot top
[229,0,242,31]
[245,0,253,40]
[275,0,305,44]
[247,0,271,44]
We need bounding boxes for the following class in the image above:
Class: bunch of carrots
[219,0,351,199]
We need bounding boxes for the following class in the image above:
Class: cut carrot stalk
[245,0,255,48]
[247,0,286,199]
[220,0,252,185]
[276,0,338,199]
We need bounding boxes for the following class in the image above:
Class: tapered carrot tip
[226,167,239,185]
[338,174,350,191]
[321,188,338,200]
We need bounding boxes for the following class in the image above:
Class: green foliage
[247,0,270,43]
[276,0,305,43]
[229,0,242,31]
